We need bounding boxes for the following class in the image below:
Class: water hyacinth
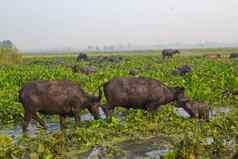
[0,51,238,158]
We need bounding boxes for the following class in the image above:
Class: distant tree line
[0,40,15,48]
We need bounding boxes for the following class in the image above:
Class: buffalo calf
[176,98,210,120]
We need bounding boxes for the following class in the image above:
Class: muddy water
[67,136,173,159]
[0,106,231,137]
[0,108,105,137]
[0,106,233,158]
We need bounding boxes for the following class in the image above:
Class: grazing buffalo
[161,49,180,59]
[71,65,97,74]
[77,53,88,61]
[176,98,209,120]
[93,56,124,63]
[100,77,194,121]
[19,80,101,132]
[207,54,221,59]
[173,65,192,75]
[229,53,238,59]
[80,66,97,75]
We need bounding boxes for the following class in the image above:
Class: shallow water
[0,109,105,137]
[0,106,231,138]
[211,106,231,116]
[175,106,231,118]
[0,106,234,158]
[68,136,172,159]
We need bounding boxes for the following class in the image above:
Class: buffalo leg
[72,107,81,127]
[106,104,114,122]
[33,113,48,129]
[23,110,32,132]
[146,101,161,111]
[74,113,81,127]
[59,114,66,129]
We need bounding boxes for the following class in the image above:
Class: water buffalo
[77,53,88,61]
[100,77,194,121]
[19,80,101,132]
[80,66,97,75]
[207,54,221,59]
[172,65,192,75]
[176,98,209,120]
[87,56,124,64]
[229,53,238,59]
[71,65,97,74]
[161,49,180,59]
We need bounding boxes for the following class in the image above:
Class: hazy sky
[1,0,238,50]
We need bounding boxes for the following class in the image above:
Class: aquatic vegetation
[0,52,238,158]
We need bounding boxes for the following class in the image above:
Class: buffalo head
[174,49,180,54]
[86,94,102,119]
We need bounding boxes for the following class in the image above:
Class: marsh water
[70,136,172,159]
[0,108,105,138]
[175,106,231,118]
[0,106,232,159]
[0,106,231,137]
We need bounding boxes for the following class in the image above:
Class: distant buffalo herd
[19,49,238,132]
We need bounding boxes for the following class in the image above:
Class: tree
[0,40,15,48]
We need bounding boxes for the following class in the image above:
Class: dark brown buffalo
[77,52,88,61]
[161,49,180,59]
[91,56,124,63]
[80,66,97,75]
[71,65,97,74]
[229,53,238,59]
[100,77,194,121]
[19,80,101,132]
[176,98,209,120]
[172,65,192,75]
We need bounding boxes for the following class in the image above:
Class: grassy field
[88,48,238,56]
[0,48,238,159]
[21,47,238,58]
